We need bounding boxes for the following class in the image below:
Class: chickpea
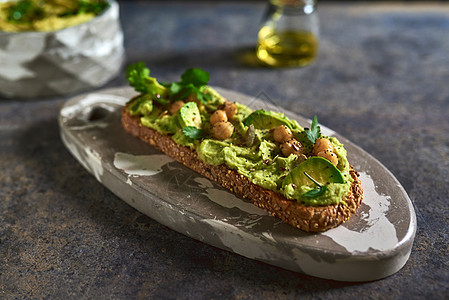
[317,149,338,166]
[280,138,303,157]
[211,121,234,140]
[273,125,293,143]
[210,110,228,125]
[168,100,185,115]
[223,101,237,120]
[313,137,334,155]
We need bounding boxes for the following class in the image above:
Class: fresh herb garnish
[181,68,210,87]
[7,0,43,24]
[305,115,321,144]
[126,62,151,93]
[58,0,110,17]
[126,63,211,105]
[303,171,327,198]
[78,0,109,15]
[125,62,168,104]
[169,68,212,105]
[182,126,206,140]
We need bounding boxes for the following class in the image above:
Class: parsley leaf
[181,68,210,87]
[169,68,211,104]
[182,126,206,140]
[126,62,167,101]
[126,62,150,94]
[59,0,110,17]
[303,171,327,198]
[197,89,212,104]
[169,82,183,95]
[303,186,327,198]
[78,0,109,15]
[305,115,321,144]
[126,63,211,105]
[7,0,43,24]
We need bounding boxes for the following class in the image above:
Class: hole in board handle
[87,106,111,122]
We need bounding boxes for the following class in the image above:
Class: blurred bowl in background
[0,0,124,99]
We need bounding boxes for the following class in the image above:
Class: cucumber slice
[282,157,344,189]
[243,109,293,129]
[178,101,202,128]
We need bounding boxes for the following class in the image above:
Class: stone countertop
[1,1,448,298]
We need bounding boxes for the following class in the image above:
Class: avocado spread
[0,0,109,32]
[125,63,353,206]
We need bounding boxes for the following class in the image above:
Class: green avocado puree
[281,138,353,206]
[127,86,352,206]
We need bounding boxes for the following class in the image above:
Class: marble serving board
[59,87,416,282]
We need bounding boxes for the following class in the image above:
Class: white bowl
[0,0,124,98]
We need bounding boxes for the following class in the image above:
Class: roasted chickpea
[223,101,237,120]
[317,149,338,166]
[273,125,293,143]
[211,121,234,140]
[210,110,228,124]
[313,137,334,155]
[280,138,303,157]
[168,100,185,115]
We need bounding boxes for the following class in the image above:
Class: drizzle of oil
[256,26,318,67]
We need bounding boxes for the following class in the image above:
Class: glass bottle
[256,0,319,67]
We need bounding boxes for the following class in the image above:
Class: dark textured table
[1,1,448,298]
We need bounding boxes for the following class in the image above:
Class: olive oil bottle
[257,0,319,68]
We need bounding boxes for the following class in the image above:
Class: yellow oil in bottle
[257,26,318,67]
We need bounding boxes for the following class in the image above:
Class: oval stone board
[59,87,416,281]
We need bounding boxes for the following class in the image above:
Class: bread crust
[121,106,363,232]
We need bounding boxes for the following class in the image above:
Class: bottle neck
[270,0,316,15]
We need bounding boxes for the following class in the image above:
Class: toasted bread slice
[121,105,363,232]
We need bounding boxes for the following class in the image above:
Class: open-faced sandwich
[121,63,363,232]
